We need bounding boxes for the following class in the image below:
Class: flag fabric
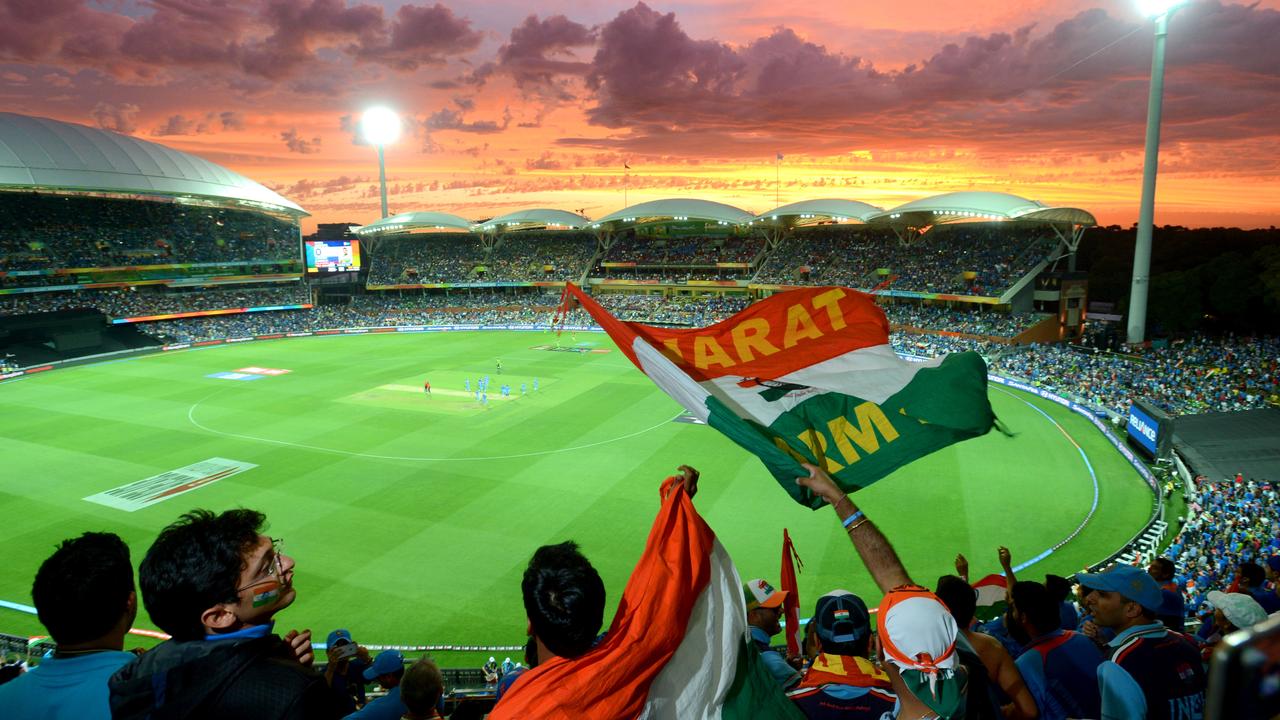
[624,161,631,170]
[776,152,784,161]
[972,573,1009,622]
[558,283,996,508]
[489,477,804,720]
[780,529,802,657]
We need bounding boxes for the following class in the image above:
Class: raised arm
[797,464,911,593]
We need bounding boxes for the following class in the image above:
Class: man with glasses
[109,509,339,719]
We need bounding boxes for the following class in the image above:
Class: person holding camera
[324,629,371,714]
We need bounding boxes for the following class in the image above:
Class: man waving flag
[558,283,996,508]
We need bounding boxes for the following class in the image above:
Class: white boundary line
[186,392,682,462]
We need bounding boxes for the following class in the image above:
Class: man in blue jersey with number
[1080,565,1205,720]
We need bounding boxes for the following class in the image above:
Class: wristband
[841,510,864,529]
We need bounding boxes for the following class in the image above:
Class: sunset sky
[3,0,1279,233]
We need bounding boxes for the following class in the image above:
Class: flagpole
[775,155,779,208]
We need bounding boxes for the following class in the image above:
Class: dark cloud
[425,106,510,134]
[152,113,205,136]
[281,127,321,153]
[219,110,245,130]
[89,101,140,133]
[283,174,370,198]
[496,14,595,97]
[525,152,562,170]
[571,1,1280,160]
[355,3,484,71]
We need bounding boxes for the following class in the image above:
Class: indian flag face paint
[250,581,282,608]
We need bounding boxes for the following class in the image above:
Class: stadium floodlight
[1137,0,1187,17]
[361,107,400,219]
[1127,0,1185,344]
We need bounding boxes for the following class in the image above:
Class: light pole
[361,107,401,219]
[1126,0,1186,345]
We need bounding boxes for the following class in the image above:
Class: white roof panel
[0,112,306,215]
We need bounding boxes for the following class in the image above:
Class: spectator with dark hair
[0,532,136,719]
[1043,575,1078,631]
[787,590,898,718]
[346,650,407,719]
[935,575,1038,720]
[399,658,444,720]
[1236,561,1280,614]
[745,577,802,689]
[521,540,606,663]
[1009,581,1103,720]
[1079,565,1205,720]
[109,509,338,719]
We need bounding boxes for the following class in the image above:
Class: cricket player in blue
[521,383,527,395]
[464,379,470,392]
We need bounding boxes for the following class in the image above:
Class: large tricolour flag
[489,477,804,719]
[560,283,995,507]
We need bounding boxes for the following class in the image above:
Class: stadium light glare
[361,107,401,146]
[1137,0,1186,17]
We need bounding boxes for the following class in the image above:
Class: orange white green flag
[488,476,804,720]
[558,283,996,508]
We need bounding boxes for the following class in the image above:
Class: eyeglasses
[235,538,285,593]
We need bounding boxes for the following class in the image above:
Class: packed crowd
[0,285,309,319]
[366,235,488,285]
[483,233,596,282]
[1,460,1261,719]
[0,194,297,273]
[753,225,1058,296]
[1165,473,1280,623]
[883,304,1049,339]
[600,235,763,266]
[990,336,1280,417]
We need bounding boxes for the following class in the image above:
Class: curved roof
[354,211,474,235]
[479,208,589,232]
[755,199,883,224]
[0,112,305,216]
[592,198,754,228]
[868,191,1095,226]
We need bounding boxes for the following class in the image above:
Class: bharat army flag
[558,283,996,508]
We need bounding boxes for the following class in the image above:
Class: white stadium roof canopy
[354,211,475,235]
[867,191,1095,226]
[478,208,590,232]
[591,198,756,229]
[0,112,306,216]
[754,198,884,225]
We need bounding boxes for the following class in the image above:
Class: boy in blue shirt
[0,532,138,720]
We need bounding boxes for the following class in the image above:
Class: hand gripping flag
[558,283,996,508]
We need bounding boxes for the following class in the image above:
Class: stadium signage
[1126,403,1164,457]
[84,458,258,512]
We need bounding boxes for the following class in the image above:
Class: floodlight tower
[1127,0,1186,345]
[361,107,401,219]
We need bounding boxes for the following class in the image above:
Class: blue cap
[1267,556,1280,573]
[327,629,352,647]
[1078,565,1163,612]
[813,590,870,647]
[363,649,405,681]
